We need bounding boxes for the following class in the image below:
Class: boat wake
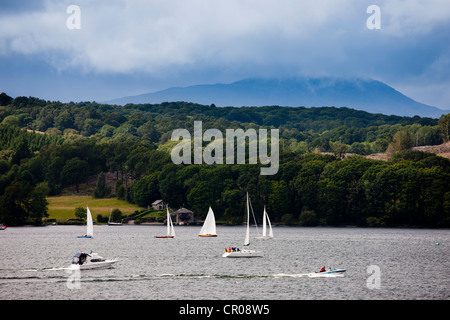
[0,269,345,283]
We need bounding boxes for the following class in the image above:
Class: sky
[0,0,449,110]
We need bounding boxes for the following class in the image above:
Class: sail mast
[244,193,250,246]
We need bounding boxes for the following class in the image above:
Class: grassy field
[47,195,146,221]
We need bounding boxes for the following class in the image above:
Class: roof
[152,200,165,205]
[174,207,193,214]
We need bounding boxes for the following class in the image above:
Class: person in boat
[319,266,326,272]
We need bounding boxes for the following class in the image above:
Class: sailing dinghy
[155,208,176,238]
[108,208,122,225]
[255,205,273,240]
[78,206,94,238]
[198,207,217,237]
[223,193,263,258]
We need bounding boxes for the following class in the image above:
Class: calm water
[0,225,449,300]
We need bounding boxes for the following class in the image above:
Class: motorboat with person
[312,266,346,276]
[70,251,118,270]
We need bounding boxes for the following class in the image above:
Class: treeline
[1,94,446,155]
[0,93,449,227]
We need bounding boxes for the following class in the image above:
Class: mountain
[106,77,448,118]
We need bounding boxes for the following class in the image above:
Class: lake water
[0,225,449,301]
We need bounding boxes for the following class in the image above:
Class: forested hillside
[1,92,449,227]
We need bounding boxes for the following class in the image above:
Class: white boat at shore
[70,251,118,270]
[223,193,263,258]
[108,208,123,226]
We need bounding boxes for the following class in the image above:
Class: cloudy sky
[0,0,449,110]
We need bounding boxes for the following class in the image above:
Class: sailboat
[222,193,263,258]
[108,209,123,226]
[78,206,94,238]
[198,206,217,237]
[255,205,273,240]
[155,208,176,238]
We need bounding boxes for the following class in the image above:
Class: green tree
[0,92,13,106]
[386,130,414,155]
[75,207,86,220]
[438,113,450,142]
[298,208,318,226]
[94,172,111,198]
[61,158,89,193]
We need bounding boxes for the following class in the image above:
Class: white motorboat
[70,251,118,270]
[308,268,346,277]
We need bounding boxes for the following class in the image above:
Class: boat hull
[255,236,272,240]
[222,250,263,258]
[73,260,118,270]
[198,234,217,237]
[308,269,346,277]
[77,235,93,238]
[154,236,174,238]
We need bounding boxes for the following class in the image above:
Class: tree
[132,173,160,207]
[438,113,450,142]
[386,130,414,155]
[298,208,318,226]
[115,179,125,200]
[0,92,13,106]
[75,207,86,220]
[11,139,31,165]
[26,189,49,225]
[0,180,30,225]
[61,158,89,193]
[94,172,111,198]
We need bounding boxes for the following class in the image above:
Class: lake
[0,224,449,301]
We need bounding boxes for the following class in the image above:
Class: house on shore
[173,207,195,225]
[151,200,167,210]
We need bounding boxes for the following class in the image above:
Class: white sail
[263,206,273,238]
[199,207,217,236]
[244,193,250,246]
[267,208,273,238]
[167,208,175,237]
[86,206,94,238]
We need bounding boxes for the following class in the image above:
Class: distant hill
[105,77,448,118]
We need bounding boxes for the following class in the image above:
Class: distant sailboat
[108,209,123,226]
[155,208,175,238]
[198,207,217,237]
[223,193,263,258]
[78,206,93,238]
[255,205,273,240]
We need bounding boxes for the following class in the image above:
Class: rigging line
[248,194,264,249]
